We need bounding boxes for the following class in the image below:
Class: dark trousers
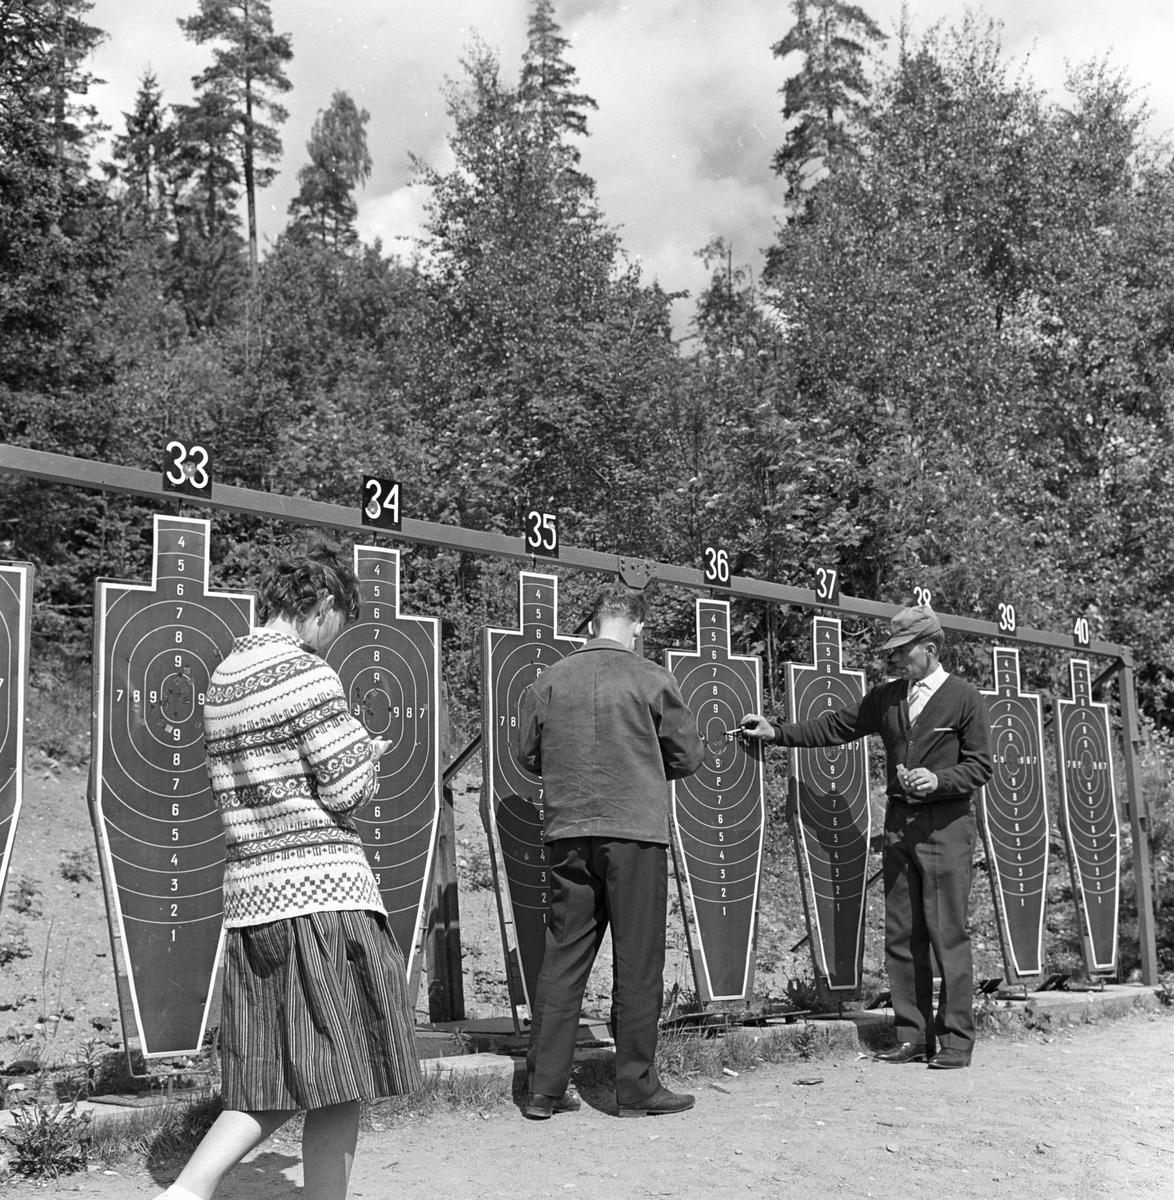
[883,799,976,1053]
[526,837,667,1105]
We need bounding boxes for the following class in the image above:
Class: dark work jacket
[516,638,704,844]
[773,674,992,803]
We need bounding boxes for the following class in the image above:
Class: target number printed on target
[0,563,32,908]
[483,573,583,1012]
[523,509,559,559]
[325,547,440,981]
[1056,658,1119,974]
[162,438,211,497]
[785,617,871,992]
[360,476,402,532]
[666,600,765,1002]
[93,516,252,1057]
[979,648,1049,978]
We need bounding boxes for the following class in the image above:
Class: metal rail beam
[0,443,1132,661]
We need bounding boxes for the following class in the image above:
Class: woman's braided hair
[257,542,361,626]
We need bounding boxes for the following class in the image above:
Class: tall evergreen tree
[771,0,886,198]
[110,71,178,225]
[178,0,292,284]
[287,90,372,249]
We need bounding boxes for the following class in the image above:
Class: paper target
[0,563,32,911]
[325,546,440,982]
[482,573,584,1015]
[665,599,765,1002]
[979,648,1049,979]
[1056,658,1119,974]
[785,617,871,993]
[93,516,253,1057]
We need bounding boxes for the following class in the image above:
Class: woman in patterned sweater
[161,545,420,1200]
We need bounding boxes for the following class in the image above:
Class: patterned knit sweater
[204,629,384,928]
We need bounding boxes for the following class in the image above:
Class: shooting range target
[665,600,764,1002]
[93,516,252,1057]
[325,546,440,982]
[0,563,32,911]
[482,573,584,1015]
[785,617,871,993]
[1056,658,1119,974]
[979,648,1049,979]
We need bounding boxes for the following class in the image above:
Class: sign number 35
[524,509,558,558]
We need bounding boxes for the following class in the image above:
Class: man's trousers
[526,836,667,1105]
[882,798,976,1053]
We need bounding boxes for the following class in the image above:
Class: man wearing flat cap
[741,605,991,1069]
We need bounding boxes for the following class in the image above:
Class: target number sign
[997,602,1017,634]
[702,546,731,588]
[162,438,211,497]
[325,547,440,981]
[523,509,559,559]
[361,476,402,532]
[979,648,1049,978]
[785,617,871,992]
[93,516,252,1057]
[1056,658,1119,974]
[483,573,583,1013]
[0,563,32,910]
[913,586,933,608]
[815,566,840,605]
[1073,617,1091,648]
[666,600,765,1002]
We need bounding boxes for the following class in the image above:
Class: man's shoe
[873,1041,928,1064]
[927,1047,971,1070]
[617,1086,695,1117]
[523,1086,582,1120]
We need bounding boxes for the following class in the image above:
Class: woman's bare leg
[169,1109,293,1199]
[301,1100,361,1200]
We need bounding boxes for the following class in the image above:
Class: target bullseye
[666,600,764,1003]
[482,573,584,1017]
[785,617,871,994]
[1056,658,1119,974]
[979,648,1050,980]
[325,546,441,986]
[0,563,32,909]
[92,516,252,1057]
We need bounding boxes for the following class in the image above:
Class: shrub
[7,1102,92,1179]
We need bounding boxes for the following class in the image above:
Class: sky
[85,1,1174,334]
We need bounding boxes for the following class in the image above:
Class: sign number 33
[162,440,210,496]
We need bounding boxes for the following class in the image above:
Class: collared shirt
[908,665,949,724]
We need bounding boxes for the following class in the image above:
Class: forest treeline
[2,0,1173,748]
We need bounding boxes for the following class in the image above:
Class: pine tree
[110,71,178,224]
[771,0,886,198]
[178,0,292,284]
[287,90,372,249]
[519,0,597,150]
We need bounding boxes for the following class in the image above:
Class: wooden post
[425,783,465,1022]
[1116,660,1159,985]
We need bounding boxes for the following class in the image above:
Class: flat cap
[882,605,943,650]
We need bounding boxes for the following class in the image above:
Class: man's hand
[903,767,938,798]
[739,714,776,741]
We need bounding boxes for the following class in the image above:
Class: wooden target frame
[91,516,253,1058]
[1056,658,1120,975]
[482,572,584,1019]
[0,562,33,912]
[666,599,765,1003]
[979,648,1049,981]
[784,616,872,996]
[325,546,441,989]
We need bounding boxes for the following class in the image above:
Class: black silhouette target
[1056,658,1119,974]
[0,563,32,909]
[666,600,765,1002]
[785,617,871,992]
[93,516,252,1057]
[325,546,440,980]
[979,648,1049,978]
[483,573,583,1013]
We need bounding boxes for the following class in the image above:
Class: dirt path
[16,1008,1172,1200]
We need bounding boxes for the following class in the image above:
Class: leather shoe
[927,1047,971,1070]
[617,1086,695,1117]
[873,1041,928,1064]
[523,1086,582,1120]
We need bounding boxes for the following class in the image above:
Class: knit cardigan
[772,673,992,803]
[204,629,383,927]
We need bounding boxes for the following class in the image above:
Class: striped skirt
[219,908,422,1111]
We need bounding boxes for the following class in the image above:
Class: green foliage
[7,1101,92,1179]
